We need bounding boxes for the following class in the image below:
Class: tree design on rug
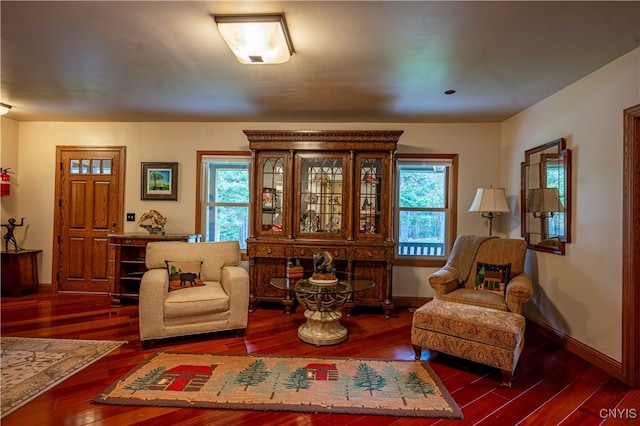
[353,363,386,396]
[123,367,166,392]
[405,371,436,398]
[235,359,271,391]
[284,367,312,392]
[380,364,412,405]
[259,361,291,399]
[204,371,238,396]
[333,374,360,401]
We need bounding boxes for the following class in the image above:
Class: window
[70,158,111,174]
[394,154,458,267]
[197,152,251,250]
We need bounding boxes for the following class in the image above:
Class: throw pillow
[474,262,511,294]
[165,261,205,292]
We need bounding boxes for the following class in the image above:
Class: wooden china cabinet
[245,130,402,318]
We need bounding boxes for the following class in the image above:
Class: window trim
[394,153,458,268]
[196,151,252,255]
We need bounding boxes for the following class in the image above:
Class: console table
[107,233,200,306]
[1,249,42,297]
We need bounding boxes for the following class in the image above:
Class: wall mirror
[521,138,572,255]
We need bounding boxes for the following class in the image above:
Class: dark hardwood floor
[1,290,638,425]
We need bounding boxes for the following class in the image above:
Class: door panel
[70,182,87,228]
[68,238,85,278]
[54,147,125,292]
[93,182,111,228]
[92,238,109,278]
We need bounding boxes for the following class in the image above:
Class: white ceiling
[1,1,639,123]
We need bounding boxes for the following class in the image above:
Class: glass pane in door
[261,157,284,233]
[359,158,382,234]
[299,157,343,234]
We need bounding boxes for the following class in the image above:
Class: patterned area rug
[93,352,463,418]
[1,337,126,418]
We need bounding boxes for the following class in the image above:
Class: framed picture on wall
[141,162,178,200]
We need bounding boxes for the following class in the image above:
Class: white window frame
[196,151,251,251]
[394,154,458,267]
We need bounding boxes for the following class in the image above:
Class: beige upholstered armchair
[429,235,532,314]
[139,241,249,349]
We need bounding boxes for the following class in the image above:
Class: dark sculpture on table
[312,251,336,281]
[2,217,25,251]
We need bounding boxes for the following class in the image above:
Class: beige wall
[501,48,640,362]
[0,118,21,241]
[10,121,502,296]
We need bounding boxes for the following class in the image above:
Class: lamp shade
[468,187,510,213]
[526,188,564,213]
[214,14,294,64]
[0,103,11,115]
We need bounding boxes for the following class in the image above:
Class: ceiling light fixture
[213,13,294,64]
[0,103,12,115]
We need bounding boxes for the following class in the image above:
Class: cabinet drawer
[114,238,147,246]
[353,247,389,261]
[291,246,348,259]
[251,244,286,258]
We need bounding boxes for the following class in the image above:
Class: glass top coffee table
[270,272,374,346]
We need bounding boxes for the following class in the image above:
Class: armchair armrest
[220,265,250,329]
[428,267,460,296]
[139,268,170,340]
[505,273,533,314]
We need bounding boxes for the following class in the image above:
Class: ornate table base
[270,274,374,347]
[298,309,348,346]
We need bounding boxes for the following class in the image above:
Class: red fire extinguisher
[1,168,13,197]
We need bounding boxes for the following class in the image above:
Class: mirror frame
[521,138,572,255]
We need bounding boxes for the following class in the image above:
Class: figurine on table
[2,217,25,251]
[312,251,336,279]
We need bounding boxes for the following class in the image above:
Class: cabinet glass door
[260,155,285,234]
[358,157,383,236]
[298,156,344,236]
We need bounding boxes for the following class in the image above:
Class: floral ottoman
[411,299,525,387]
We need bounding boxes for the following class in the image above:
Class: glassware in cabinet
[298,155,345,236]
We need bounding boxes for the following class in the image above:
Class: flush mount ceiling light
[0,103,12,115]
[213,13,294,64]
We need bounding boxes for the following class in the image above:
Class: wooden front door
[53,147,125,292]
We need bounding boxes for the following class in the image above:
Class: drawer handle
[125,239,131,244]
[267,248,272,254]
[299,250,305,256]
[368,251,373,257]
[333,251,339,257]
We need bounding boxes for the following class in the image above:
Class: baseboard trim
[392,296,431,308]
[524,314,623,381]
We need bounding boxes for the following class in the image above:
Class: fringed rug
[1,336,126,418]
[93,352,462,418]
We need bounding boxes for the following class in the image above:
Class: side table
[270,272,375,346]
[1,249,42,297]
